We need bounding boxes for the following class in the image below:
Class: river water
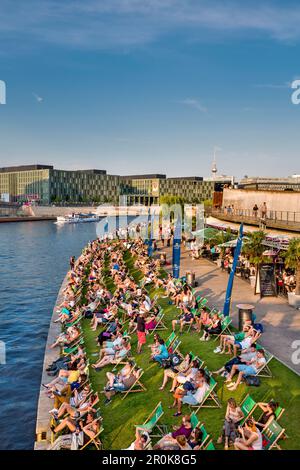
[0,220,99,449]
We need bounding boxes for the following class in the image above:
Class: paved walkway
[163,246,300,375]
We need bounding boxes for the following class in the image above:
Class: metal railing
[212,208,300,224]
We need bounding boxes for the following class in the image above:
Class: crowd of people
[43,232,282,451]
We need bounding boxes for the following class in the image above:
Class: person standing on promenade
[70,256,75,270]
[137,313,146,354]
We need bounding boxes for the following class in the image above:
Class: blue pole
[223,223,244,316]
[172,220,181,279]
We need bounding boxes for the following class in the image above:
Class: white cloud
[1,1,300,50]
[177,98,207,113]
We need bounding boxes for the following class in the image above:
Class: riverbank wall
[34,277,68,450]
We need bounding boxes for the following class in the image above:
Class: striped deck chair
[262,420,285,450]
[121,369,146,400]
[136,402,167,437]
[214,316,232,341]
[65,314,83,329]
[63,336,84,356]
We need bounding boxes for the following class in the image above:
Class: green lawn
[81,251,300,450]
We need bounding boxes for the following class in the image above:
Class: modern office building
[0,164,216,205]
[238,176,300,192]
[120,175,215,206]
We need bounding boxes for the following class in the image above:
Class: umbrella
[191,227,219,240]
[218,236,249,248]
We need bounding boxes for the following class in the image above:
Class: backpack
[170,353,182,368]
[244,375,260,387]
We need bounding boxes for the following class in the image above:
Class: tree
[284,238,300,295]
[210,228,233,253]
[242,230,267,266]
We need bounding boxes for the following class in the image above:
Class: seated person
[173,369,210,416]
[223,328,261,356]
[195,306,211,332]
[187,427,204,450]
[125,427,149,450]
[50,326,80,349]
[217,398,244,449]
[254,400,279,430]
[155,415,192,447]
[103,367,141,405]
[212,344,258,377]
[214,325,251,354]
[159,353,192,391]
[226,349,266,391]
[170,359,200,392]
[151,338,169,365]
[172,306,194,334]
[200,313,222,341]
[234,418,263,450]
[91,338,131,370]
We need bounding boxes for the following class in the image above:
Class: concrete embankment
[34,277,67,450]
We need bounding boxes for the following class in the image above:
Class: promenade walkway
[164,246,300,375]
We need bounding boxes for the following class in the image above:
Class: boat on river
[56,212,101,224]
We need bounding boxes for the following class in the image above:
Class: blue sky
[0,0,300,178]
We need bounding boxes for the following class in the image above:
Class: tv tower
[211,146,219,179]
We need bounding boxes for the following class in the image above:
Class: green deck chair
[204,439,216,450]
[262,420,285,450]
[240,394,257,424]
[136,402,167,437]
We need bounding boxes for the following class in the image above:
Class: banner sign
[172,221,181,279]
[259,264,277,297]
[223,223,244,316]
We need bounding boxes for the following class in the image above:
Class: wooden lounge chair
[255,348,274,378]
[80,422,104,450]
[189,375,221,412]
[262,420,285,450]
[135,401,168,438]
[121,369,146,400]
[203,439,216,450]
[168,337,181,354]
[165,331,176,349]
[150,311,167,334]
[214,316,232,341]
[190,412,210,449]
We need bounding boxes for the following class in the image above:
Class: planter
[288,292,300,309]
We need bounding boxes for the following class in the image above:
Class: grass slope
[81,251,300,450]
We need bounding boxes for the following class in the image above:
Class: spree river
[0,220,99,449]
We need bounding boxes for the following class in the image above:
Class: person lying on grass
[46,345,86,376]
[172,305,194,335]
[234,417,263,450]
[43,364,82,394]
[159,353,193,391]
[225,349,266,391]
[92,338,131,370]
[171,368,211,417]
[217,398,244,450]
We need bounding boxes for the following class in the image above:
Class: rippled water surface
[0,220,98,449]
